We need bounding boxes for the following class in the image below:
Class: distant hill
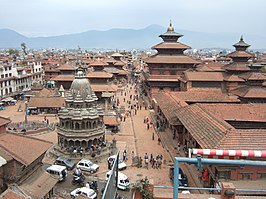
[0,25,266,50]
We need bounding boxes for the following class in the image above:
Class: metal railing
[173,156,266,199]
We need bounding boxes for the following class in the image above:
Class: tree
[21,42,27,55]
[132,177,154,199]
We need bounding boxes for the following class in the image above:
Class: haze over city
[0,0,266,198]
[1,0,266,37]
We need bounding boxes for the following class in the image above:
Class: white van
[46,165,67,182]
[105,171,130,190]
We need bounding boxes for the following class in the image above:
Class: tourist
[158,158,162,169]
[123,149,127,161]
[150,153,153,163]
[177,142,181,154]
[73,148,77,157]
[108,159,112,170]
[79,147,84,157]
[144,153,149,169]
[152,132,155,140]
[158,137,161,145]
[146,117,149,123]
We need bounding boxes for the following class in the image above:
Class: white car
[70,187,97,199]
[108,155,127,170]
[77,159,99,173]
[106,171,130,190]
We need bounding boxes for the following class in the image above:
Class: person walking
[158,158,162,169]
[158,137,161,145]
[123,150,127,161]
[152,133,155,140]
[147,122,150,130]
[177,142,181,154]
[150,154,153,163]
[144,153,149,169]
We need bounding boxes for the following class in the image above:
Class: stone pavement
[112,82,205,195]
[106,83,173,187]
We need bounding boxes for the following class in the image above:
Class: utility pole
[25,101,28,124]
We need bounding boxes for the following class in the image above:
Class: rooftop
[218,129,266,150]
[19,168,58,198]
[175,104,234,149]
[153,92,187,125]
[145,54,200,64]
[199,103,266,122]
[57,63,76,71]
[184,71,224,81]
[52,74,75,81]
[28,97,65,108]
[170,90,240,103]
[152,42,191,50]
[0,133,53,166]
[231,86,266,98]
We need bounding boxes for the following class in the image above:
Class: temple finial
[167,20,174,32]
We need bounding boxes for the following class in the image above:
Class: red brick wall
[231,166,266,180]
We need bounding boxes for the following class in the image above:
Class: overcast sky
[0,0,265,37]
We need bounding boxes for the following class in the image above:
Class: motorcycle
[72,171,85,186]
[87,180,98,193]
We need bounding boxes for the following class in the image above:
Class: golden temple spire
[167,20,174,32]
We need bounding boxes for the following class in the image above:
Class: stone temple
[55,68,116,159]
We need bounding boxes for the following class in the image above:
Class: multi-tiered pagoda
[223,36,255,91]
[224,36,254,75]
[142,21,199,100]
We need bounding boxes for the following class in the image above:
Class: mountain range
[0,25,265,50]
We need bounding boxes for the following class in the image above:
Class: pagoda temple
[142,21,199,100]
[224,36,254,74]
[223,36,255,91]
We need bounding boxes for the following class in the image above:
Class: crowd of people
[112,78,167,172]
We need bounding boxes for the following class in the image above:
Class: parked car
[169,167,188,187]
[70,186,97,199]
[77,159,99,173]
[55,156,76,170]
[46,165,67,182]
[108,155,127,170]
